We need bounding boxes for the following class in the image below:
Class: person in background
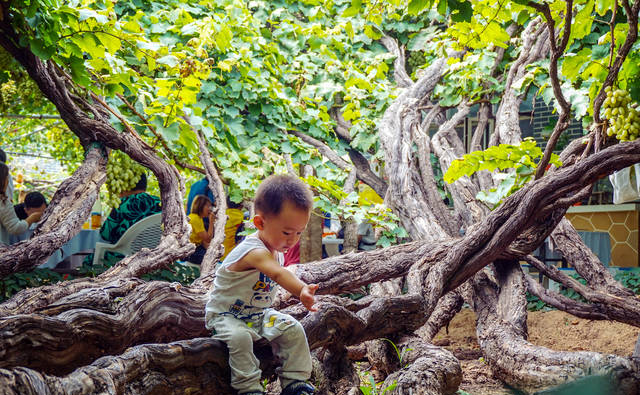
[86,173,161,266]
[222,196,245,260]
[14,191,47,220]
[100,173,161,243]
[284,240,300,266]
[0,149,14,203]
[187,194,215,265]
[186,178,215,215]
[0,163,42,245]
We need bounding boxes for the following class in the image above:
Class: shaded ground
[431,308,640,395]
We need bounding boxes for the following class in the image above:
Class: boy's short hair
[191,194,212,216]
[24,191,47,208]
[254,174,313,217]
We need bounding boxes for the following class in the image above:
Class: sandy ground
[431,309,640,395]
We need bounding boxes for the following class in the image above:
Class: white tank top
[204,235,284,327]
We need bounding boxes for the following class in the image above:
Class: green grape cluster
[0,81,17,104]
[407,50,426,74]
[603,86,640,142]
[105,150,146,208]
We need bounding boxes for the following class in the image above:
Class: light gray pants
[209,309,312,393]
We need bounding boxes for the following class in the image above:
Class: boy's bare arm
[240,249,318,311]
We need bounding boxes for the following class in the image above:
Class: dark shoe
[281,381,315,395]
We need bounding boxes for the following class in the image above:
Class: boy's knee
[283,320,307,342]
[226,328,254,350]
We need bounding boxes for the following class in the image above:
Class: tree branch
[287,129,387,197]
[533,0,573,179]
[380,35,413,89]
[0,113,61,119]
[194,129,227,277]
[115,93,205,174]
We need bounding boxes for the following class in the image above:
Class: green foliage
[82,259,200,284]
[444,138,562,209]
[141,262,200,283]
[0,268,67,303]
[3,0,640,255]
[526,290,549,312]
[614,270,640,294]
[3,0,407,214]
[433,51,503,106]
[359,372,397,395]
[1,261,199,303]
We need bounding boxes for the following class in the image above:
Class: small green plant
[526,291,549,311]
[615,271,640,294]
[359,372,397,395]
[381,338,413,368]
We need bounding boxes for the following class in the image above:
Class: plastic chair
[93,213,163,265]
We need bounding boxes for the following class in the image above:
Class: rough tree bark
[1,2,640,394]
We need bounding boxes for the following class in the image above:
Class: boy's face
[254,201,310,253]
[25,203,46,216]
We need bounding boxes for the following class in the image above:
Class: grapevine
[105,150,146,208]
[603,86,640,142]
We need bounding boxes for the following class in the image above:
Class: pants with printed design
[208,309,312,393]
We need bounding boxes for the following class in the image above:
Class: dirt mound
[432,308,640,394]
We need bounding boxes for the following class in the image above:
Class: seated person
[14,191,47,220]
[100,173,161,243]
[0,163,42,245]
[221,197,245,260]
[186,178,215,215]
[187,194,215,265]
[87,173,161,266]
[0,149,14,204]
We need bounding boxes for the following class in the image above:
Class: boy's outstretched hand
[300,284,319,312]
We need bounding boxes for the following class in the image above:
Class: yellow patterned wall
[565,204,639,267]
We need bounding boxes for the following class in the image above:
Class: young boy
[205,174,318,395]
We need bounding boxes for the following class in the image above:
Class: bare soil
[432,308,640,395]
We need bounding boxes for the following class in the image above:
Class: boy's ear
[253,214,265,230]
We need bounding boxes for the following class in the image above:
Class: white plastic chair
[322,237,343,257]
[93,213,163,265]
